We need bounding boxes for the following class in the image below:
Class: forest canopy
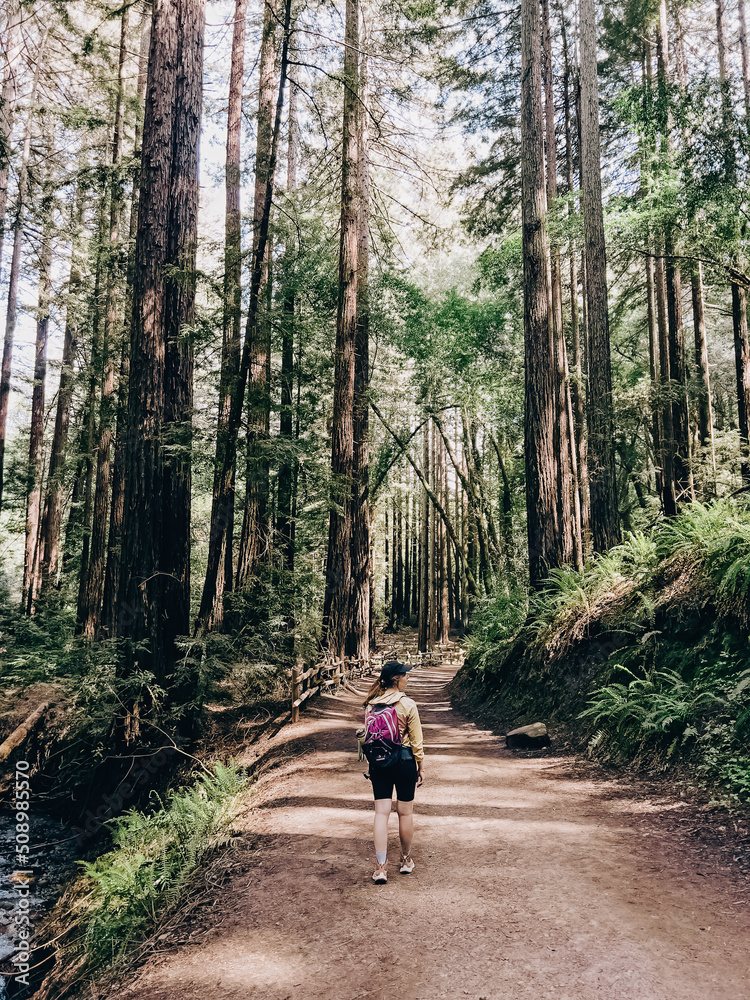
[1,0,750,755]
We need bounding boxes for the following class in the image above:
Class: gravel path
[119,656,750,1000]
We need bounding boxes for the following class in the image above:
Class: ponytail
[363,674,389,707]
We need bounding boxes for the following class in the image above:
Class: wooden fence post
[291,660,301,723]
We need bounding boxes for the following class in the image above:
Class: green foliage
[76,762,247,969]
[580,629,750,801]
[580,664,725,761]
[654,498,750,618]
[467,587,528,671]
[461,498,750,802]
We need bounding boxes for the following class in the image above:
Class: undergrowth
[37,762,249,997]
[459,498,750,803]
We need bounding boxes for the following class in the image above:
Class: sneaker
[372,867,388,884]
[399,854,415,874]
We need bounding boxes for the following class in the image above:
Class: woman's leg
[396,800,414,856]
[373,798,392,869]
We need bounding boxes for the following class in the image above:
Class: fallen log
[0,701,49,763]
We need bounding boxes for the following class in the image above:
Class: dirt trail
[120,652,749,1000]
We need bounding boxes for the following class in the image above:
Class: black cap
[380,660,412,684]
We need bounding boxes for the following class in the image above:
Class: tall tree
[80,10,130,638]
[0,0,22,275]
[277,45,298,583]
[716,0,750,483]
[521,0,560,586]
[39,200,84,591]
[102,13,151,636]
[0,30,47,511]
[236,0,280,587]
[739,0,750,126]
[115,0,205,690]
[542,0,578,567]
[350,15,371,661]
[22,136,54,613]
[578,0,620,551]
[561,12,589,547]
[657,0,691,505]
[322,0,360,659]
[199,0,247,630]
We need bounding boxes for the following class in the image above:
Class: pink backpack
[360,700,402,768]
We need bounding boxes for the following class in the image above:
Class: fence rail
[289,643,465,722]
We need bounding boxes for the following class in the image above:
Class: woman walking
[362,660,424,883]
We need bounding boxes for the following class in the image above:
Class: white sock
[376,850,387,866]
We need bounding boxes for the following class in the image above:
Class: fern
[79,762,247,968]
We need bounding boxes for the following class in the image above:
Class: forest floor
[112,635,750,1000]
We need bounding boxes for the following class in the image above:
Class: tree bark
[521,0,560,586]
[103,14,151,637]
[655,243,676,515]
[0,32,47,512]
[322,0,359,660]
[542,0,577,566]
[115,0,205,691]
[579,0,620,551]
[439,433,450,641]
[0,0,22,277]
[384,503,390,622]
[80,11,130,638]
[562,16,590,549]
[277,48,297,582]
[716,0,750,483]
[657,4,692,505]
[739,0,750,126]
[236,0,280,588]
[22,141,54,614]
[214,0,247,615]
[39,249,82,590]
[418,420,430,652]
[691,260,714,474]
[349,15,370,660]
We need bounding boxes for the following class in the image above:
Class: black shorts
[370,750,418,802]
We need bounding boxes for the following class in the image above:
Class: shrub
[80,762,247,966]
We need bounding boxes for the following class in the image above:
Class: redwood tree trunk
[102,14,151,637]
[115,0,205,692]
[542,0,577,567]
[349,21,370,661]
[0,35,46,512]
[213,0,247,614]
[579,0,620,551]
[322,0,359,660]
[39,253,82,590]
[739,0,750,126]
[236,0,279,588]
[716,0,750,483]
[657,5,692,505]
[277,52,298,581]
[22,155,53,613]
[562,18,590,548]
[691,260,714,471]
[521,0,560,586]
[418,420,430,651]
[0,0,22,275]
[80,11,129,638]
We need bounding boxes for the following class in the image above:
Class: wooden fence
[290,643,465,722]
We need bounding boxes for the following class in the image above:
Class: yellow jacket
[365,689,424,763]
